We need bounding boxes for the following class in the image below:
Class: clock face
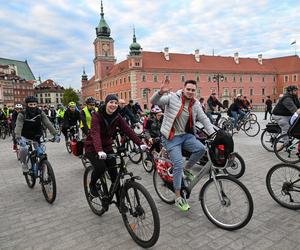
[102,44,109,52]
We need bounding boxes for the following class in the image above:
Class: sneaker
[175,197,190,212]
[89,183,99,197]
[21,163,29,173]
[184,169,195,182]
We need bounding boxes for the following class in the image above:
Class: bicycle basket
[156,158,173,183]
[209,130,234,167]
[266,123,281,134]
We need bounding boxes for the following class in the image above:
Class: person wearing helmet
[144,106,163,153]
[80,97,98,136]
[272,85,300,135]
[62,101,80,142]
[48,105,57,125]
[14,96,60,173]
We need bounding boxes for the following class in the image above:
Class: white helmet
[15,104,23,109]
[151,105,162,114]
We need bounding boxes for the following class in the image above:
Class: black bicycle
[83,147,160,248]
[266,163,300,210]
[22,137,57,204]
[65,125,79,154]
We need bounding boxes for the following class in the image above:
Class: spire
[96,0,111,37]
[129,27,141,56]
[82,67,88,81]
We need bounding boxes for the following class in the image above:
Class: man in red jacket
[84,94,147,198]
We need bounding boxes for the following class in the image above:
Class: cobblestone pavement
[1,113,300,250]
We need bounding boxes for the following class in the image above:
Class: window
[239,88,243,95]
[250,76,253,82]
[224,76,227,82]
[124,77,126,83]
[120,78,122,84]
[250,89,254,96]
[293,74,297,82]
[142,74,146,82]
[240,76,243,82]
[196,74,200,82]
[284,75,289,82]
[120,92,123,98]
[273,88,276,95]
[197,88,201,97]
[208,76,211,82]
[128,76,131,82]
[181,75,185,82]
[262,88,265,95]
[273,76,276,82]
[129,91,131,99]
[262,99,265,103]
[135,62,140,67]
[153,74,158,82]
[262,76,265,82]
[233,89,237,96]
[233,76,236,82]
[124,92,127,99]
[165,75,170,81]
[223,88,228,96]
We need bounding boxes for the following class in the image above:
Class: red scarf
[169,95,195,140]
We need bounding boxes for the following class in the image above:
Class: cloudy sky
[0,0,299,89]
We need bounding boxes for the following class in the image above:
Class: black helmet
[86,97,96,105]
[25,96,38,104]
[286,85,298,92]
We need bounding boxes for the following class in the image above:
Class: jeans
[206,111,221,125]
[162,133,206,191]
[231,110,245,128]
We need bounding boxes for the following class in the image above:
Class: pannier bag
[70,139,84,156]
[265,122,281,134]
[288,116,300,139]
[209,130,234,167]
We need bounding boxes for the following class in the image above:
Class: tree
[62,87,79,106]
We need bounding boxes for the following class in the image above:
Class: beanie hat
[105,94,118,104]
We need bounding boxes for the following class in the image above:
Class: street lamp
[143,88,150,109]
[213,74,224,98]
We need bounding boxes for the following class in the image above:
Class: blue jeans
[162,133,206,191]
[231,110,245,128]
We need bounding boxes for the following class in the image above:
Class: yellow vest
[80,107,98,129]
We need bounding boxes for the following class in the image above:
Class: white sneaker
[21,163,29,173]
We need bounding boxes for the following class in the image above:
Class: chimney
[195,49,200,62]
[164,47,170,61]
[258,54,263,64]
[234,52,239,64]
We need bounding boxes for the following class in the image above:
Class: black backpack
[288,116,300,139]
[209,130,234,167]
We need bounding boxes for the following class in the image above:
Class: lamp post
[143,88,150,109]
[213,74,224,98]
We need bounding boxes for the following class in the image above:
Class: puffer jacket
[150,89,214,139]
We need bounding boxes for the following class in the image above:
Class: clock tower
[93,0,116,98]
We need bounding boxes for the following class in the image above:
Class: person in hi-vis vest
[80,97,98,136]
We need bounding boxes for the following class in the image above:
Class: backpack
[209,130,234,167]
[288,116,300,139]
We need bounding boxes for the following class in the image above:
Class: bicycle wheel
[266,163,300,210]
[260,130,279,152]
[223,152,245,179]
[81,155,91,168]
[1,127,6,139]
[142,151,154,173]
[274,134,300,164]
[121,181,160,248]
[200,175,253,230]
[153,168,175,204]
[243,120,260,137]
[24,161,36,188]
[83,166,107,216]
[127,140,142,164]
[40,160,57,204]
[217,117,227,128]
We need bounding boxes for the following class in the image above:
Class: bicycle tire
[243,120,260,137]
[1,128,6,139]
[121,181,160,248]
[274,134,300,164]
[153,168,175,204]
[127,140,142,164]
[24,157,36,188]
[142,151,154,173]
[83,166,107,216]
[66,141,72,154]
[40,160,57,204]
[266,163,300,210]
[200,175,253,230]
[223,152,245,179]
[260,130,278,152]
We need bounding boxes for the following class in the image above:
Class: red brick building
[82,2,300,109]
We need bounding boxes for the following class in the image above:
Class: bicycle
[65,125,79,154]
[22,137,57,204]
[222,113,260,137]
[273,133,300,164]
[0,120,9,139]
[83,146,160,248]
[260,122,282,152]
[266,163,300,210]
[153,136,253,231]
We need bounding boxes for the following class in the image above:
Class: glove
[140,144,148,151]
[54,135,60,143]
[17,137,26,147]
[98,151,107,160]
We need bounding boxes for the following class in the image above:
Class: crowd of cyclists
[1,79,300,247]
